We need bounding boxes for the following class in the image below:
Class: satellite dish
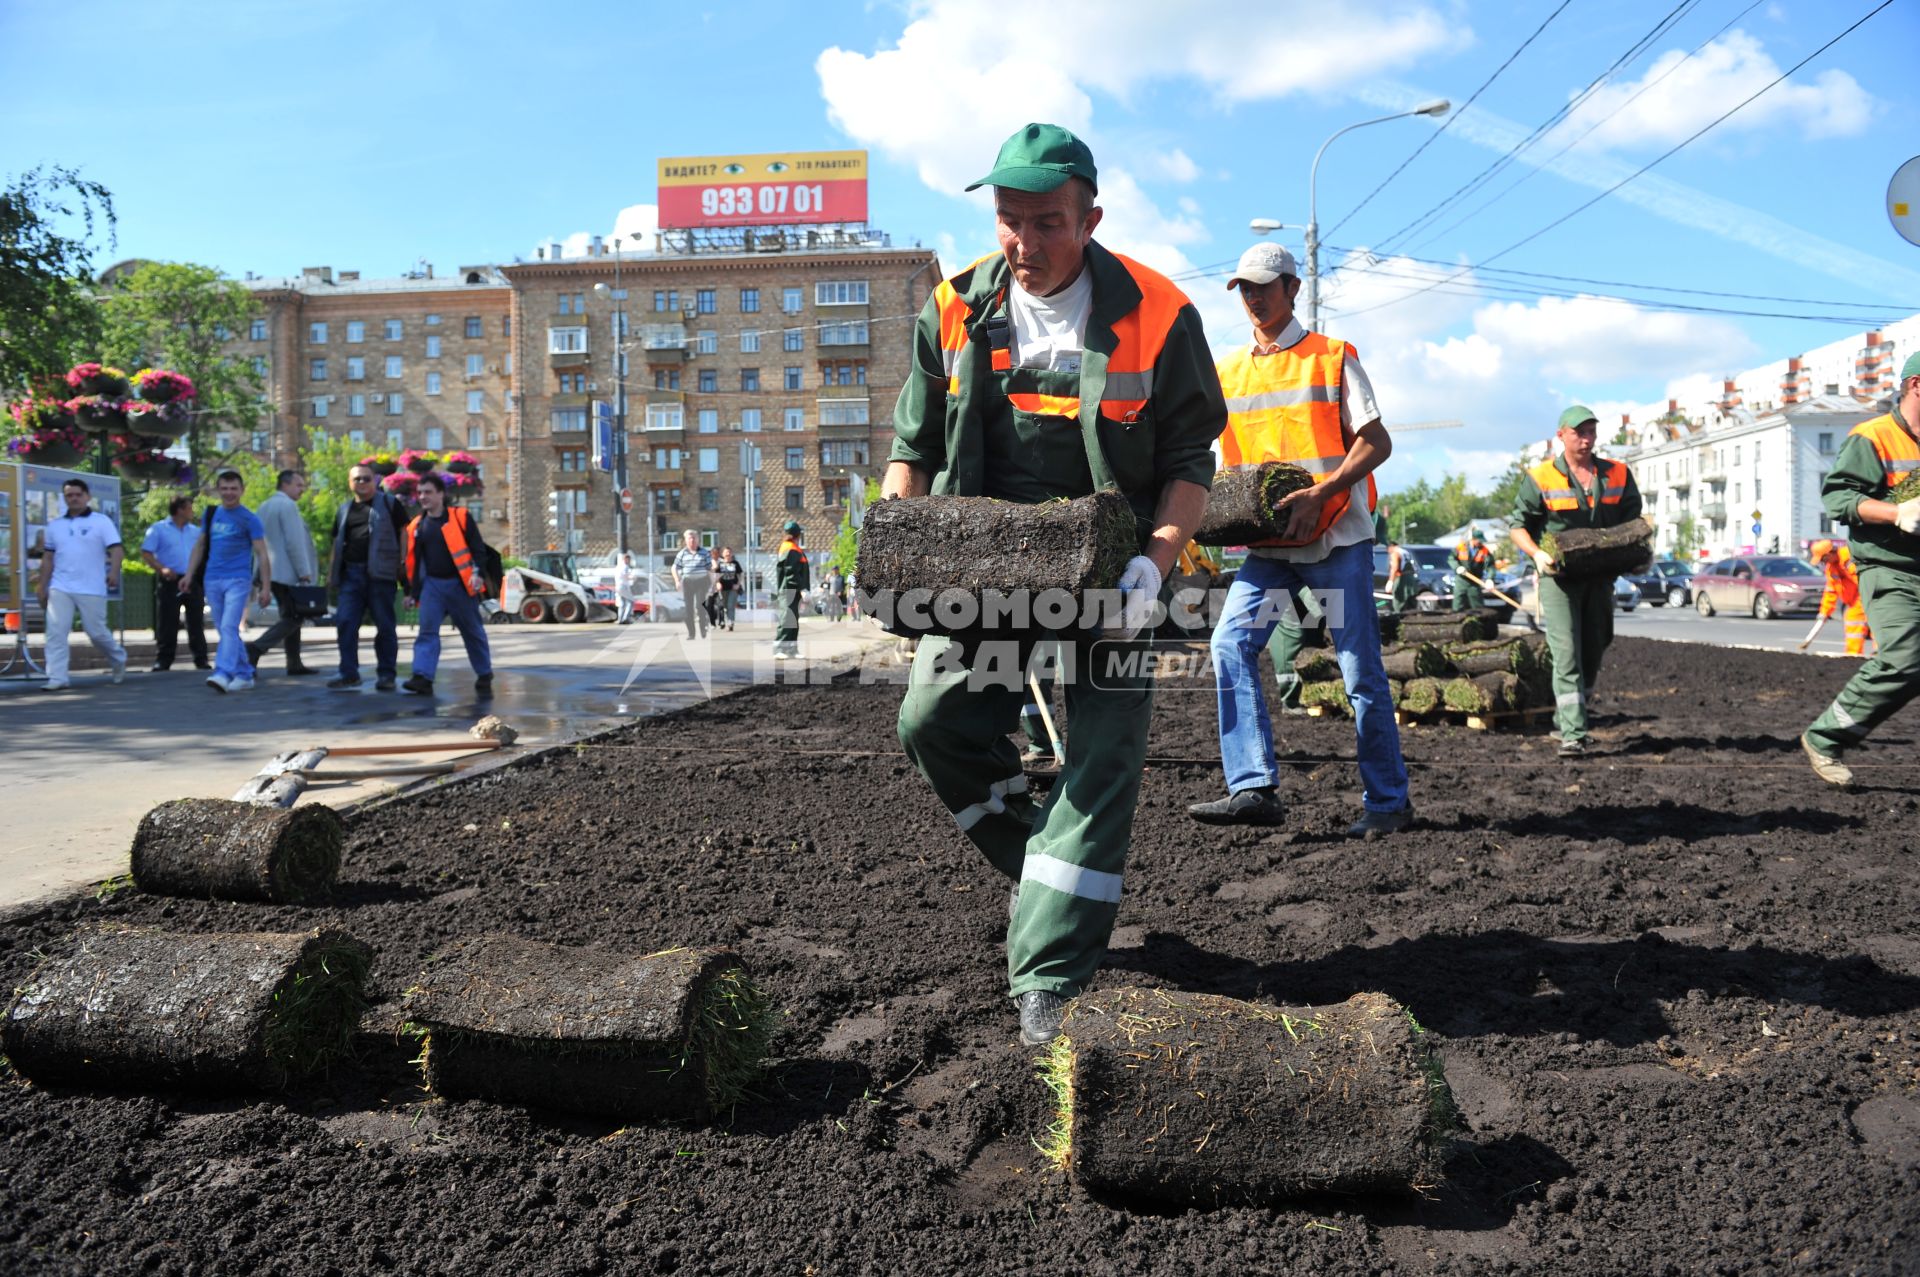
[1889,156,1920,248]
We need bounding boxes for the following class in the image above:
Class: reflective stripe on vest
[932,253,1186,423]
[405,506,480,596]
[1528,458,1629,512]
[1215,332,1376,546]
[1850,413,1920,491]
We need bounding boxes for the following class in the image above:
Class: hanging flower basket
[399,449,439,475]
[360,453,400,477]
[6,426,89,468]
[69,395,127,433]
[132,368,197,405]
[66,362,132,399]
[440,470,483,499]
[112,451,188,484]
[381,472,420,500]
[442,451,480,476]
[123,401,191,440]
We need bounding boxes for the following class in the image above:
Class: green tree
[825,477,882,575]
[130,427,358,567]
[1672,513,1703,560]
[0,166,114,398]
[99,261,263,465]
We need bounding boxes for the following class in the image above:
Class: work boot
[1347,806,1415,837]
[1187,787,1286,826]
[375,675,397,691]
[244,644,263,667]
[287,663,318,677]
[1800,733,1853,787]
[475,674,494,696]
[1017,990,1069,1047]
[402,674,434,696]
[327,674,362,690]
[1558,736,1587,757]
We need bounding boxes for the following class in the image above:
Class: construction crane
[1392,419,1465,432]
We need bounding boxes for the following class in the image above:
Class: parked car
[1627,558,1694,607]
[1690,556,1821,619]
[1371,544,1456,608]
[1504,563,1638,613]
[588,572,689,622]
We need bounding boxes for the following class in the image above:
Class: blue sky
[4,0,1915,490]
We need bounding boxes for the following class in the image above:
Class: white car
[586,571,687,622]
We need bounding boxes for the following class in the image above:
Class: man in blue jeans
[180,470,272,694]
[401,472,494,697]
[326,464,406,691]
[1188,243,1412,834]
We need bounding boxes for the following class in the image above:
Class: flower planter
[405,458,439,476]
[71,399,127,433]
[20,441,87,468]
[367,461,399,477]
[76,373,131,398]
[112,455,184,484]
[127,404,191,440]
[444,460,478,476]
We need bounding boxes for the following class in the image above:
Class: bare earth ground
[0,635,1916,1276]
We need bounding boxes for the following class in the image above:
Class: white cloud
[1471,296,1754,383]
[1141,148,1201,183]
[1556,31,1877,152]
[535,203,660,262]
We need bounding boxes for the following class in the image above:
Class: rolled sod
[1444,637,1537,678]
[1541,517,1655,579]
[1292,649,1340,684]
[1380,642,1450,681]
[1039,988,1454,1205]
[2,926,371,1091]
[1398,614,1498,645]
[1301,680,1352,716]
[854,492,1139,636]
[1443,672,1524,714]
[1890,472,1920,503]
[403,935,773,1120]
[1398,677,1444,715]
[131,798,344,904]
[1193,463,1316,546]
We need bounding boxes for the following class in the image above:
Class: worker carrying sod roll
[132,798,345,904]
[1038,987,1454,1205]
[854,491,1140,637]
[1540,516,1655,580]
[1192,462,1315,546]
[2,926,371,1091]
[403,935,772,1120]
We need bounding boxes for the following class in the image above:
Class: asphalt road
[1583,595,1854,657]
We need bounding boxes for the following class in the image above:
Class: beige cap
[1227,242,1299,289]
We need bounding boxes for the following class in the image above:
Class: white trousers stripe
[1020,852,1123,904]
[953,772,1029,832]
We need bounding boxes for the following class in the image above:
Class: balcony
[1700,501,1728,522]
[640,323,688,358]
[548,327,589,366]
[817,383,869,398]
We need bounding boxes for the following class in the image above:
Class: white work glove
[1106,555,1163,641]
[1896,497,1920,535]
[1531,548,1557,577]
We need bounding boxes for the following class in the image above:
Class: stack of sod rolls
[1193,463,1316,546]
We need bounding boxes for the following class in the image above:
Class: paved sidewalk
[0,616,890,909]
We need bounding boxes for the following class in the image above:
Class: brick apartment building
[231,239,940,573]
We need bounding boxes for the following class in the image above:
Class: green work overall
[1537,574,1613,739]
[1262,583,1324,709]
[896,357,1158,1001]
[1452,545,1491,611]
[1390,558,1421,612]
[1804,565,1920,753]
[1018,640,1061,758]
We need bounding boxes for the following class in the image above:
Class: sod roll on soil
[404,935,773,1120]
[854,491,1139,636]
[1041,988,1453,1206]
[132,798,345,904]
[2,926,371,1091]
[1541,516,1655,579]
[1193,463,1316,546]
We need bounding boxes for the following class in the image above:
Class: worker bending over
[1803,539,1872,656]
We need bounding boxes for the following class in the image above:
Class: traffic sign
[619,487,633,512]
[1889,156,1920,248]
[1749,508,1762,521]
[593,401,615,472]
[1751,522,1763,536]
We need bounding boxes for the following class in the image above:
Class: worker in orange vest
[1802,539,1872,655]
[401,472,495,697]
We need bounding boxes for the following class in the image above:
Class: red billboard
[657,150,868,230]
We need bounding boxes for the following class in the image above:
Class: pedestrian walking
[887,123,1224,1046]
[1506,406,1645,757]
[1802,539,1872,656]
[180,470,271,693]
[846,569,861,622]
[714,546,743,630]
[245,470,319,676]
[326,464,407,690]
[825,566,848,621]
[614,552,637,624]
[139,493,209,672]
[34,476,128,690]
[1189,241,1410,835]
[401,473,494,697]
[1451,528,1494,612]
[772,520,809,658]
[1800,352,1920,786]
[1385,536,1420,612]
[671,530,713,639]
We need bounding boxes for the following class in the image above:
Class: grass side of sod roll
[1890,472,1920,503]
[1040,988,1454,1206]
[853,492,1138,635]
[1192,463,1316,546]
[1380,642,1450,680]
[1292,649,1340,684]
[1301,680,1352,716]
[2,926,371,1091]
[1398,677,1444,715]
[1541,517,1655,579]
[1442,672,1523,714]
[1444,638,1536,678]
[131,798,344,904]
[403,936,773,1119]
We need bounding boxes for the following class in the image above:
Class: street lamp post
[1265,98,1449,331]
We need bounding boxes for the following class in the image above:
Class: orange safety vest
[1454,540,1493,571]
[1215,333,1376,546]
[1850,412,1920,492]
[1527,457,1630,512]
[405,505,482,597]
[1819,544,1862,612]
[930,253,1186,426]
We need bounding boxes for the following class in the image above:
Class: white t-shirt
[43,510,122,596]
[1007,267,1094,373]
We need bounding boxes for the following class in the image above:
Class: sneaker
[206,673,231,693]
[1800,733,1853,787]
[227,677,255,692]
[326,674,363,690]
[148,663,171,673]
[1017,990,1069,1047]
[1187,787,1287,826]
[40,680,69,692]
[1348,806,1416,837]
[1558,736,1587,757]
[402,674,434,696]
[773,651,791,661]
[109,659,126,685]
[374,675,397,692]
[474,674,494,695]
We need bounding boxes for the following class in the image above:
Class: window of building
[646,404,684,431]
[689,289,713,315]
[783,286,804,313]
[654,447,682,470]
[740,409,762,432]
[653,289,679,312]
[249,318,267,341]
[346,430,363,445]
[384,319,403,341]
[466,353,485,377]
[312,397,328,418]
[819,400,870,426]
[785,446,805,470]
[1755,479,1763,499]
[751,486,763,510]
[558,449,586,471]
[251,355,268,376]
[1818,431,1834,454]
[386,428,404,450]
[784,407,805,431]
[819,321,868,346]
[653,486,682,512]
[347,321,366,343]
[425,426,443,449]
[466,315,484,337]
[1753,441,1762,465]
[349,394,366,417]
[699,487,720,511]
[695,330,717,355]
[385,355,403,378]
[346,357,366,381]
[739,329,761,354]
[309,321,328,344]
[503,315,511,337]
[426,313,441,327]
[548,327,587,354]
[467,426,483,448]
[816,280,869,306]
[310,358,328,381]
[740,369,760,393]
[215,432,233,451]
[467,390,484,414]
[426,372,442,395]
[555,372,582,394]
[698,409,718,433]
[740,288,760,313]
[556,296,573,316]
[698,368,717,393]
[698,448,720,473]
[821,477,851,508]
[551,407,588,432]
[785,486,804,511]
[654,367,681,390]
[783,328,804,352]
[820,439,869,466]
[426,335,441,358]
[387,393,404,416]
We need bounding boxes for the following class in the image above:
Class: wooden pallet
[1394,706,1551,731]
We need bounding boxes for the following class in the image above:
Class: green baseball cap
[1471,527,1486,541]
[1902,351,1920,383]
[783,519,803,534]
[966,123,1098,196]
[1558,404,1599,431]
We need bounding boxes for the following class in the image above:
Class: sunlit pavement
[0,615,889,910]
[1600,598,1856,657]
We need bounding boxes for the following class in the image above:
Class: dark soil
[1,635,1917,1276]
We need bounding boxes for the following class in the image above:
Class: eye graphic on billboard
[658,151,868,230]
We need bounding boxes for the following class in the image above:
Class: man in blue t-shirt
[181,470,272,692]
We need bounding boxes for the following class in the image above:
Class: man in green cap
[1507,406,1643,756]
[1800,352,1920,785]
[772,519,808,660]
[884,122,1226,1046]
[1452,527,1493,612]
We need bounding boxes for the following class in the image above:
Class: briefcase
[285,584,330,620]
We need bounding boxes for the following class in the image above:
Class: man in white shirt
[35,477,128,691]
